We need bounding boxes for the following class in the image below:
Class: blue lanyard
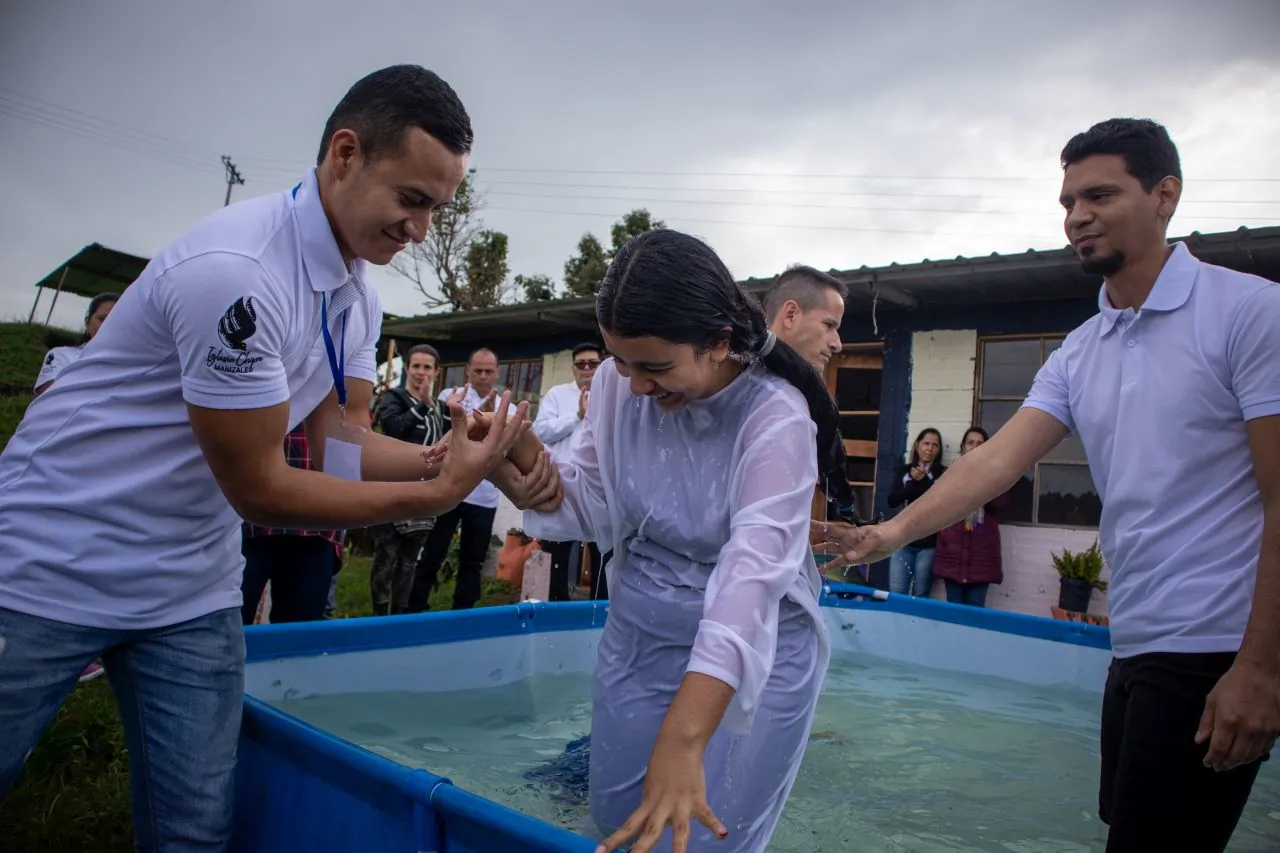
[321,292,348,415]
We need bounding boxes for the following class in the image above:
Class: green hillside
[0,322,78,450]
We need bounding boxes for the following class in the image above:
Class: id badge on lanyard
[320,290,364,481]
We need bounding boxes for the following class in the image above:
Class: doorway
[812,347,884,522]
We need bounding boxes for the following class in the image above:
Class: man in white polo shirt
[531,341,605,600]
[409,348,518,612]
[0,65,557,850]
[828,118,1279,851]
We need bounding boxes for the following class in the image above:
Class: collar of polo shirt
[293,169,364,292]
[1096,241,1197,338]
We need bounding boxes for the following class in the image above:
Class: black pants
[240,535,337,624]
[1099,651,1267,852]
[409,502,496,611]
[539,539,603,602]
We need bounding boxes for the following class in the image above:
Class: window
[435,358,545,415]
[975,336,1101,528]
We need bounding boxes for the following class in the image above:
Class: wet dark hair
[762,264,849,324]
[406,343,440,369]
[1060,118,1181,192]
[597,229,852,508]
[317,65,473,166]
[908,428,945,477]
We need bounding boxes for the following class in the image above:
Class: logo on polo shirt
[45,353,55,365]
[207,295,264,375]
[217,296,257,351]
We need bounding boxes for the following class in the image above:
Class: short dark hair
[762,265,849,324]
[317,65,473,167]
[87,292,119,319]
[572,342,602,359]
[468,347,497,365]
[406,343,440,368]
[1060,118,1181,192]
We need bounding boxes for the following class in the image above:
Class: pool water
[272,653,1280,852]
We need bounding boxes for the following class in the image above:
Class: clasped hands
[809,518,901,569]
[423,401,563,512]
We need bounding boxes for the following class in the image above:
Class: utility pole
[222,155,245,206]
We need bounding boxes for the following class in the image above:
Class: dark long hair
[80,292,119,345]
[596,229,851,507]
[908,427,945,477]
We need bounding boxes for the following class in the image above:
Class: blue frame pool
[230,584,1113,853]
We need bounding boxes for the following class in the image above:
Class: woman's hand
[596,734,728,853]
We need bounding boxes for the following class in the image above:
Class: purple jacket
[933,491,1011,586]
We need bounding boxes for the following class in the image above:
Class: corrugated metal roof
[379,225,1280,341]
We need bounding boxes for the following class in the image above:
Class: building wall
[904,330,978,460]
[903,327,1111,619]
[495,348,576,536]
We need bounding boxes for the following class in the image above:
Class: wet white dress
[523,360,830,852]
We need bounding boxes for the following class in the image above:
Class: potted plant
[1052,540,1108,614]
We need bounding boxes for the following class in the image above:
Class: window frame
[973,333,1097,529]
[433,358,546,416]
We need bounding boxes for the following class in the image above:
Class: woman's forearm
[656,672,735,751]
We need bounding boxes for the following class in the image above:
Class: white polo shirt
[1022,241,1280,658]
[437,385,517,510]
[34,344,86,389]
[533,381,587,463]
[0,168,381,630]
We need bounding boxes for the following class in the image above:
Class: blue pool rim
[244,583,1110,663]
[237,587,1111,851]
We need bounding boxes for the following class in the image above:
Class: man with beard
[825,118,1280,852]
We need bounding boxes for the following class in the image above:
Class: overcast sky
[2,0,1278,331]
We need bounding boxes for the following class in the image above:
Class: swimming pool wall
[231,585,1113,853]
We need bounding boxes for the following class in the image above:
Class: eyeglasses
[573,360,601,370]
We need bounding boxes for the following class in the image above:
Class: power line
[4,85,1280,186]
[478,177,1280,206]
[482,204,1051,240]
[482,189,1276,222]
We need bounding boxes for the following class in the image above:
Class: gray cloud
[2,0,1277,329]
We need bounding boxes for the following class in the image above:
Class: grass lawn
[0,548,519,852]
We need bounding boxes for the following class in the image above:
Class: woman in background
[886,427,945,597]
[933,427,1009,607]
[34,292,118,396]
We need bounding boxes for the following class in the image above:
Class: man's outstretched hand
[810,520,903,569]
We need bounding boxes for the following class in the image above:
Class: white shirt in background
[437,385,517,509]
[533,380,588,463]
[34,344,85,389]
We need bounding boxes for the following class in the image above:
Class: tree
[390,170,512,311]
[563,208,665,298]
[516,273,557,302]
[563,233,610,298]
[610,208,664,253]
[463,231,511,310]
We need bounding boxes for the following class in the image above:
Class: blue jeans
[944,580,990,608]
[0,606,244,852]
[889,545,935,597]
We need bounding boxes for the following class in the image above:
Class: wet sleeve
[523,371,611,546]
[687,406,819,735]
[1020,343,1076,433]
[155,252,291,411]
[1228,283,1280,422]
